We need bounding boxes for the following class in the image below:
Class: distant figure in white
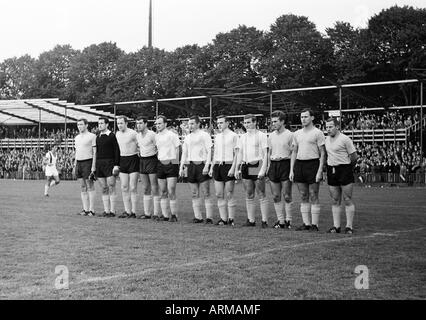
[43,144,60,197]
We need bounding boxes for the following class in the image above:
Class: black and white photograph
[0,0,425,305]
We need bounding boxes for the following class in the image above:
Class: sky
[0,0,424,62]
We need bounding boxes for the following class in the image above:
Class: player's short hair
[77,118,88,125]
[301,108,314,117]
[189,115,200,124]
[136,115,148,123]
[271,110,286,122]
[156,115,167,124]
[116,115,128,123]
[326,117,340,127]
[98,117,109,125]
[244,114,257,123]
[216,115,229,122]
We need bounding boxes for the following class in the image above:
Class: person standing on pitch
[235,114,269,228]
[95,117,120,217]
[73,118,97,216]
[136,116,161,220]
[43,144,60,197]
[155,115,180,222]
[324,118,358,234]
[209,115,239,226]
[267,111,294,229]
[115,116,139,218]
[289,109,326,231]
[180,115,213,224]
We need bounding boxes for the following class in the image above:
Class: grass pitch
[0,179,425,299]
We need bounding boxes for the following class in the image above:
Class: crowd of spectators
[339,111,419,131]
[0,147,75,179]
[354,141,425,179]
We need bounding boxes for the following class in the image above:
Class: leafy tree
[34,45,79,99]
[326,22,368,83]
[259,14,334,89]
[364,5,426,105]
[0,55,37,99]
[204,25,265,90]
[67,42,124,104]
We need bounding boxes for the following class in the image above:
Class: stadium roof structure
[0,98,115,125]
[82,79,422,121]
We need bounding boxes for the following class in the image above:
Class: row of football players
[45,110,357,234]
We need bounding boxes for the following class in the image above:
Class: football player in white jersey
[154,115,181,222]
[115,116,139,218]
[43,144,60,197]
[325,118,358,234]
[73,118,97,216]
[235,114,269,228]
[179,115,213,224]
[209,115,239,226]
[267,111,294,229]
[289,109,326,231]
[136,116,161,220]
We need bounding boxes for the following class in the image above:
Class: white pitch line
[75,227,426,285]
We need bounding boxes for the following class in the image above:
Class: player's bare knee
[215,191,224,199]
[203,190,210,198]
[300,192,309,202]
[225,191,233,201]
[246,192,255,200]
[151,186,159,195]
[343,196,353,206]
[309,192,318,203]
[331,198,341,206]
[191,190,199,199]
[272,194,281,203]
[284,194,292,203]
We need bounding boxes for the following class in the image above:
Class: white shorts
[45,166,59,177]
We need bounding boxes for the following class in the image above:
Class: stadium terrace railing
[339,128,407,143]
[0,138,74,149]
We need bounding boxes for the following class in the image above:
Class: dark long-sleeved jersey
[96,132,120,166]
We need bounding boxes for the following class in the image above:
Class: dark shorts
[213,163,235,182]
[96,158,114,178]
[157,161,179,179]
[139,155,158,175]
[327,164,354,186]
[294,159,320,184]
[268,159,290,183]
[242,161,261,181]
[76,159,92,179]
[187,162,210,184]
[120,154,139,174]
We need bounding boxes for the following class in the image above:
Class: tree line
[0,6,425,118]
